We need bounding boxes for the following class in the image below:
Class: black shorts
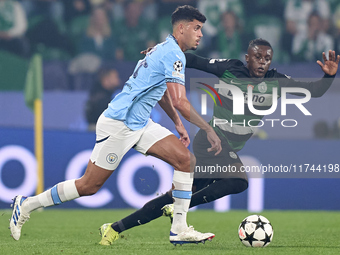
[192,128,247,182]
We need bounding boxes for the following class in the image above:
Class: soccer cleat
[99,223,111,236]
[169,226,215,245]
[9,195,30,241]
[161,204,174,223]
[99,223,119,245]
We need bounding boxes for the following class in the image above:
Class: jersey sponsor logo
[106,153,118,164]
[225,89,267,105]
[173,60,183,72]
[257,82,267,93]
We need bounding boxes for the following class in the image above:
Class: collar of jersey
[168,34,179,45]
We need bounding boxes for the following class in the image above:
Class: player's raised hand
[317,50,340,76]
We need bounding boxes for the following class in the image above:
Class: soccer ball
[238,215,273,247]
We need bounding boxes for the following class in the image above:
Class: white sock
[23,180,80,213]
[170,170,193,234]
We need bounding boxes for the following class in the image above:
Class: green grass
[1,209,340,255]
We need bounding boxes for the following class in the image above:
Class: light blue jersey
[104,35,186,130]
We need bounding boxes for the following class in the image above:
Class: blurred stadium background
[1,0,340,212]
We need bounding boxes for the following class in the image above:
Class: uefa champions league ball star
[238,215,273,247]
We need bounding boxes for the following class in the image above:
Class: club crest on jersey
[257,82,267,93]
[229,151,237,159]
[106,153,118,164]
[173,60,183,72]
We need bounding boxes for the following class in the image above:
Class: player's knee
[229,178,248,194]
[236,178,248,193]
[175,150,195,172]
[217,178,248,196]
[233,165,248,193]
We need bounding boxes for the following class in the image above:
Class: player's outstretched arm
[281,50,339,97]
[158,89,190,147]
[166,82,222,155]
[185,53,229,77]
[316,50,340,76]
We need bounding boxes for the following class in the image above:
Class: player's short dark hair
[171,5,206,26]
[248,38,273,52]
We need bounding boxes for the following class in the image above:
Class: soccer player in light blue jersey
[9,5,222,246]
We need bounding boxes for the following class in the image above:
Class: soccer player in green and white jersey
[99,38,339,243]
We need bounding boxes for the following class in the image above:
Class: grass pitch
[1,209,340,255]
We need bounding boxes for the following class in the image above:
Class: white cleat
[170,226,215,246]
[9,195,30,241]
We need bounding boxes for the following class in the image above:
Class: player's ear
[245,54,249,63]
[178,23,184,34]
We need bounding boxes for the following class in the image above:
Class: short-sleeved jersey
[186,53,335,151]
[104,35,186,130]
